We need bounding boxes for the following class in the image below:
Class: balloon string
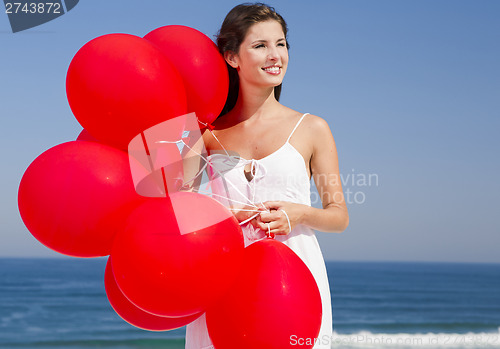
[195,127,273,232]
[156,121,272,232]
[195,188,263,214]
[208,131,231,158]
[156,139,249,203]
[230,208,263,212]
[250,222,273,240]
[156,117,263,209]
[181,159,209,188]
[161,122,264,213]
[195,189,269,214]
[279,209,291,235]
[239,212,260,225]
[203,128,265,207]
[169,139,262,211]
[198,120,232,158]
[195,187,268,226]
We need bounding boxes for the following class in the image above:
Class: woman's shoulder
[290,112,335,154]
[286,109,330,136]
[300,112,329,128]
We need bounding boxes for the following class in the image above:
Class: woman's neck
[231,84,281,122]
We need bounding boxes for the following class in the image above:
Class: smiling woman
[214,2,290,116]
[224,19,289,94]
[183,2,349,349]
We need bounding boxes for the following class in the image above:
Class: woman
[184,3,349,348]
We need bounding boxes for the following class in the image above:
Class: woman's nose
[267,46,279,60]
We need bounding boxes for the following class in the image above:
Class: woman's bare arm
[258,115,349,234]
[302,115,349,232]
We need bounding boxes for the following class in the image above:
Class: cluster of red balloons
[18,25,322,348]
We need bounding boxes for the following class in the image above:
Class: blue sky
[1,0,499,262]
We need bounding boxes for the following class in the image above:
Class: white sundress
[185,113,333,349]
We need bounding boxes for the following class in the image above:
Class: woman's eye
[278,43,286,47]
[255,44,265,48]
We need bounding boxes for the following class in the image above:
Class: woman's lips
[262,66,281,75]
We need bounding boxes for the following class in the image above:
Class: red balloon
[111,192,244,317]
[104,257,202,331]
[76,129,99,143]
[206,239,322,349]
[18,141,142,257]
[77,128,130,152]
[144,25,229,126]
[66,33,187,149]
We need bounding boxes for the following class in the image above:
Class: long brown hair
[216,3,290,117]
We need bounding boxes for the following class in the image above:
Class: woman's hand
[255,201,305,236]
[233,203,267,230]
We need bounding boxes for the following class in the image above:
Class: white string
[200,190,258,209]
[279,209,292,234]
[201,127,274,228]
[156,118,274,231]
[229,208,263,212]
[202,130,270,214]
[195,188,263,213]
[160,139,262,213]
[239,212,260,225]
[208,131,232,158]
[197,119,232,158]
[195,188,265,226]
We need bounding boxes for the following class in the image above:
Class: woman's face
[227,20,288,90]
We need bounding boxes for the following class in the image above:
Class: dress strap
[286,113,310,143]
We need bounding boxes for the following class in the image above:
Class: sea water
[0,258,499,348]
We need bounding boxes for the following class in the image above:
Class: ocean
[0,258,499,348]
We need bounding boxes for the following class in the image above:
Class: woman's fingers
[247,201,292,235]
[256,216,290,235]
[250,214,261,229]
[262,200,282,210]
[257,202,268,211]
[252,201,300,236]
[259,210,281,223]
